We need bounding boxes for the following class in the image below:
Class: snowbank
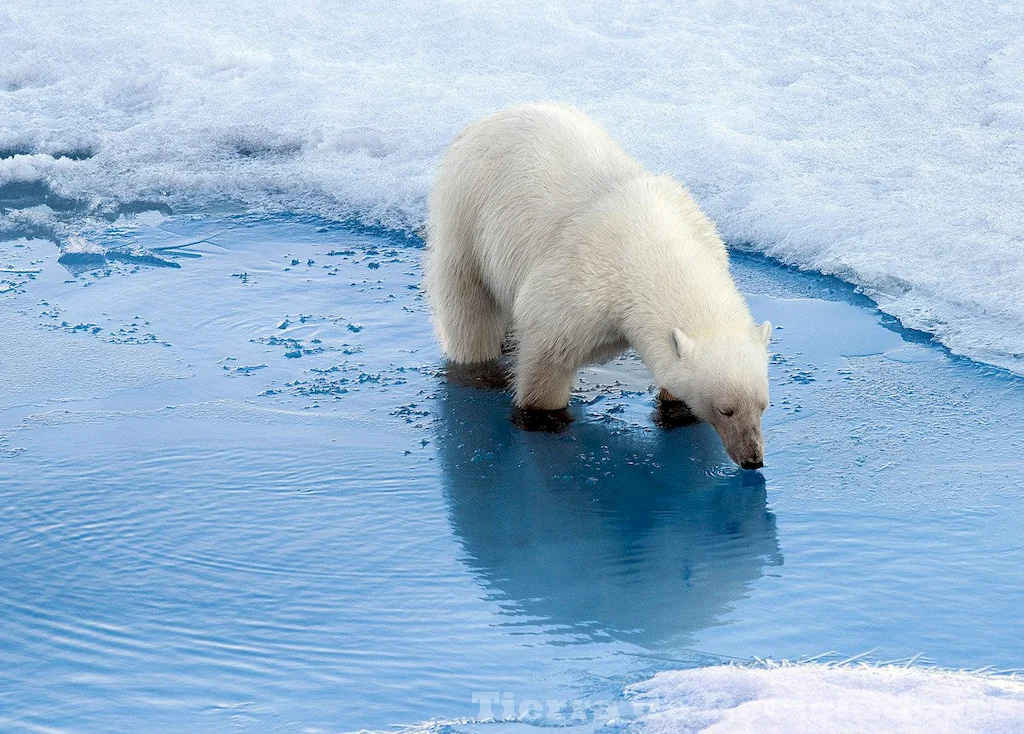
[629,664,1024,733]
[2,0,1023,370]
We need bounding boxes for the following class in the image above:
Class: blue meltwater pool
[1,214,1023,731]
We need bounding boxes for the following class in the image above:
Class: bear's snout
[735,440,764,470]
[716,423,765,471]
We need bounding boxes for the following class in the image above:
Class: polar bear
[424,103,772,469]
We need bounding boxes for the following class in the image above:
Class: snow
[2,1,1023,370]
[629,664,1024,733]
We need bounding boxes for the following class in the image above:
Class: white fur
[425,103,772,467]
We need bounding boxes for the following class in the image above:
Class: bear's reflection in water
[436,379,782,648]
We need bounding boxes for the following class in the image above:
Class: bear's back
[432,103,646,307]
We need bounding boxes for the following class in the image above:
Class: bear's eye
[717,407,735,417]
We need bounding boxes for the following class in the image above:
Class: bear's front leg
[511,344,576,433]
[654,387,701,429]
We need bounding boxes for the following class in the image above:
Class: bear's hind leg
[425,249,507,364]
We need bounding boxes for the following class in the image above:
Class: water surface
[1,215,1022,731]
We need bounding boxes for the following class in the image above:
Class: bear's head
[662,322,772,470]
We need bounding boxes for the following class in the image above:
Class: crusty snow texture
[630,664,1024,733]
[2,0,1023,370]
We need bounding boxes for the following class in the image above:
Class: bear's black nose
[741,459,764,470]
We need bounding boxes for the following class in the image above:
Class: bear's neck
[622,255,754,385]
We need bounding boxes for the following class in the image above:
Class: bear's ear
[755,321,773,348]
[672,328,697,361]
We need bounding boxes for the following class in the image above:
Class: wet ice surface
[1,215,1023,731]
